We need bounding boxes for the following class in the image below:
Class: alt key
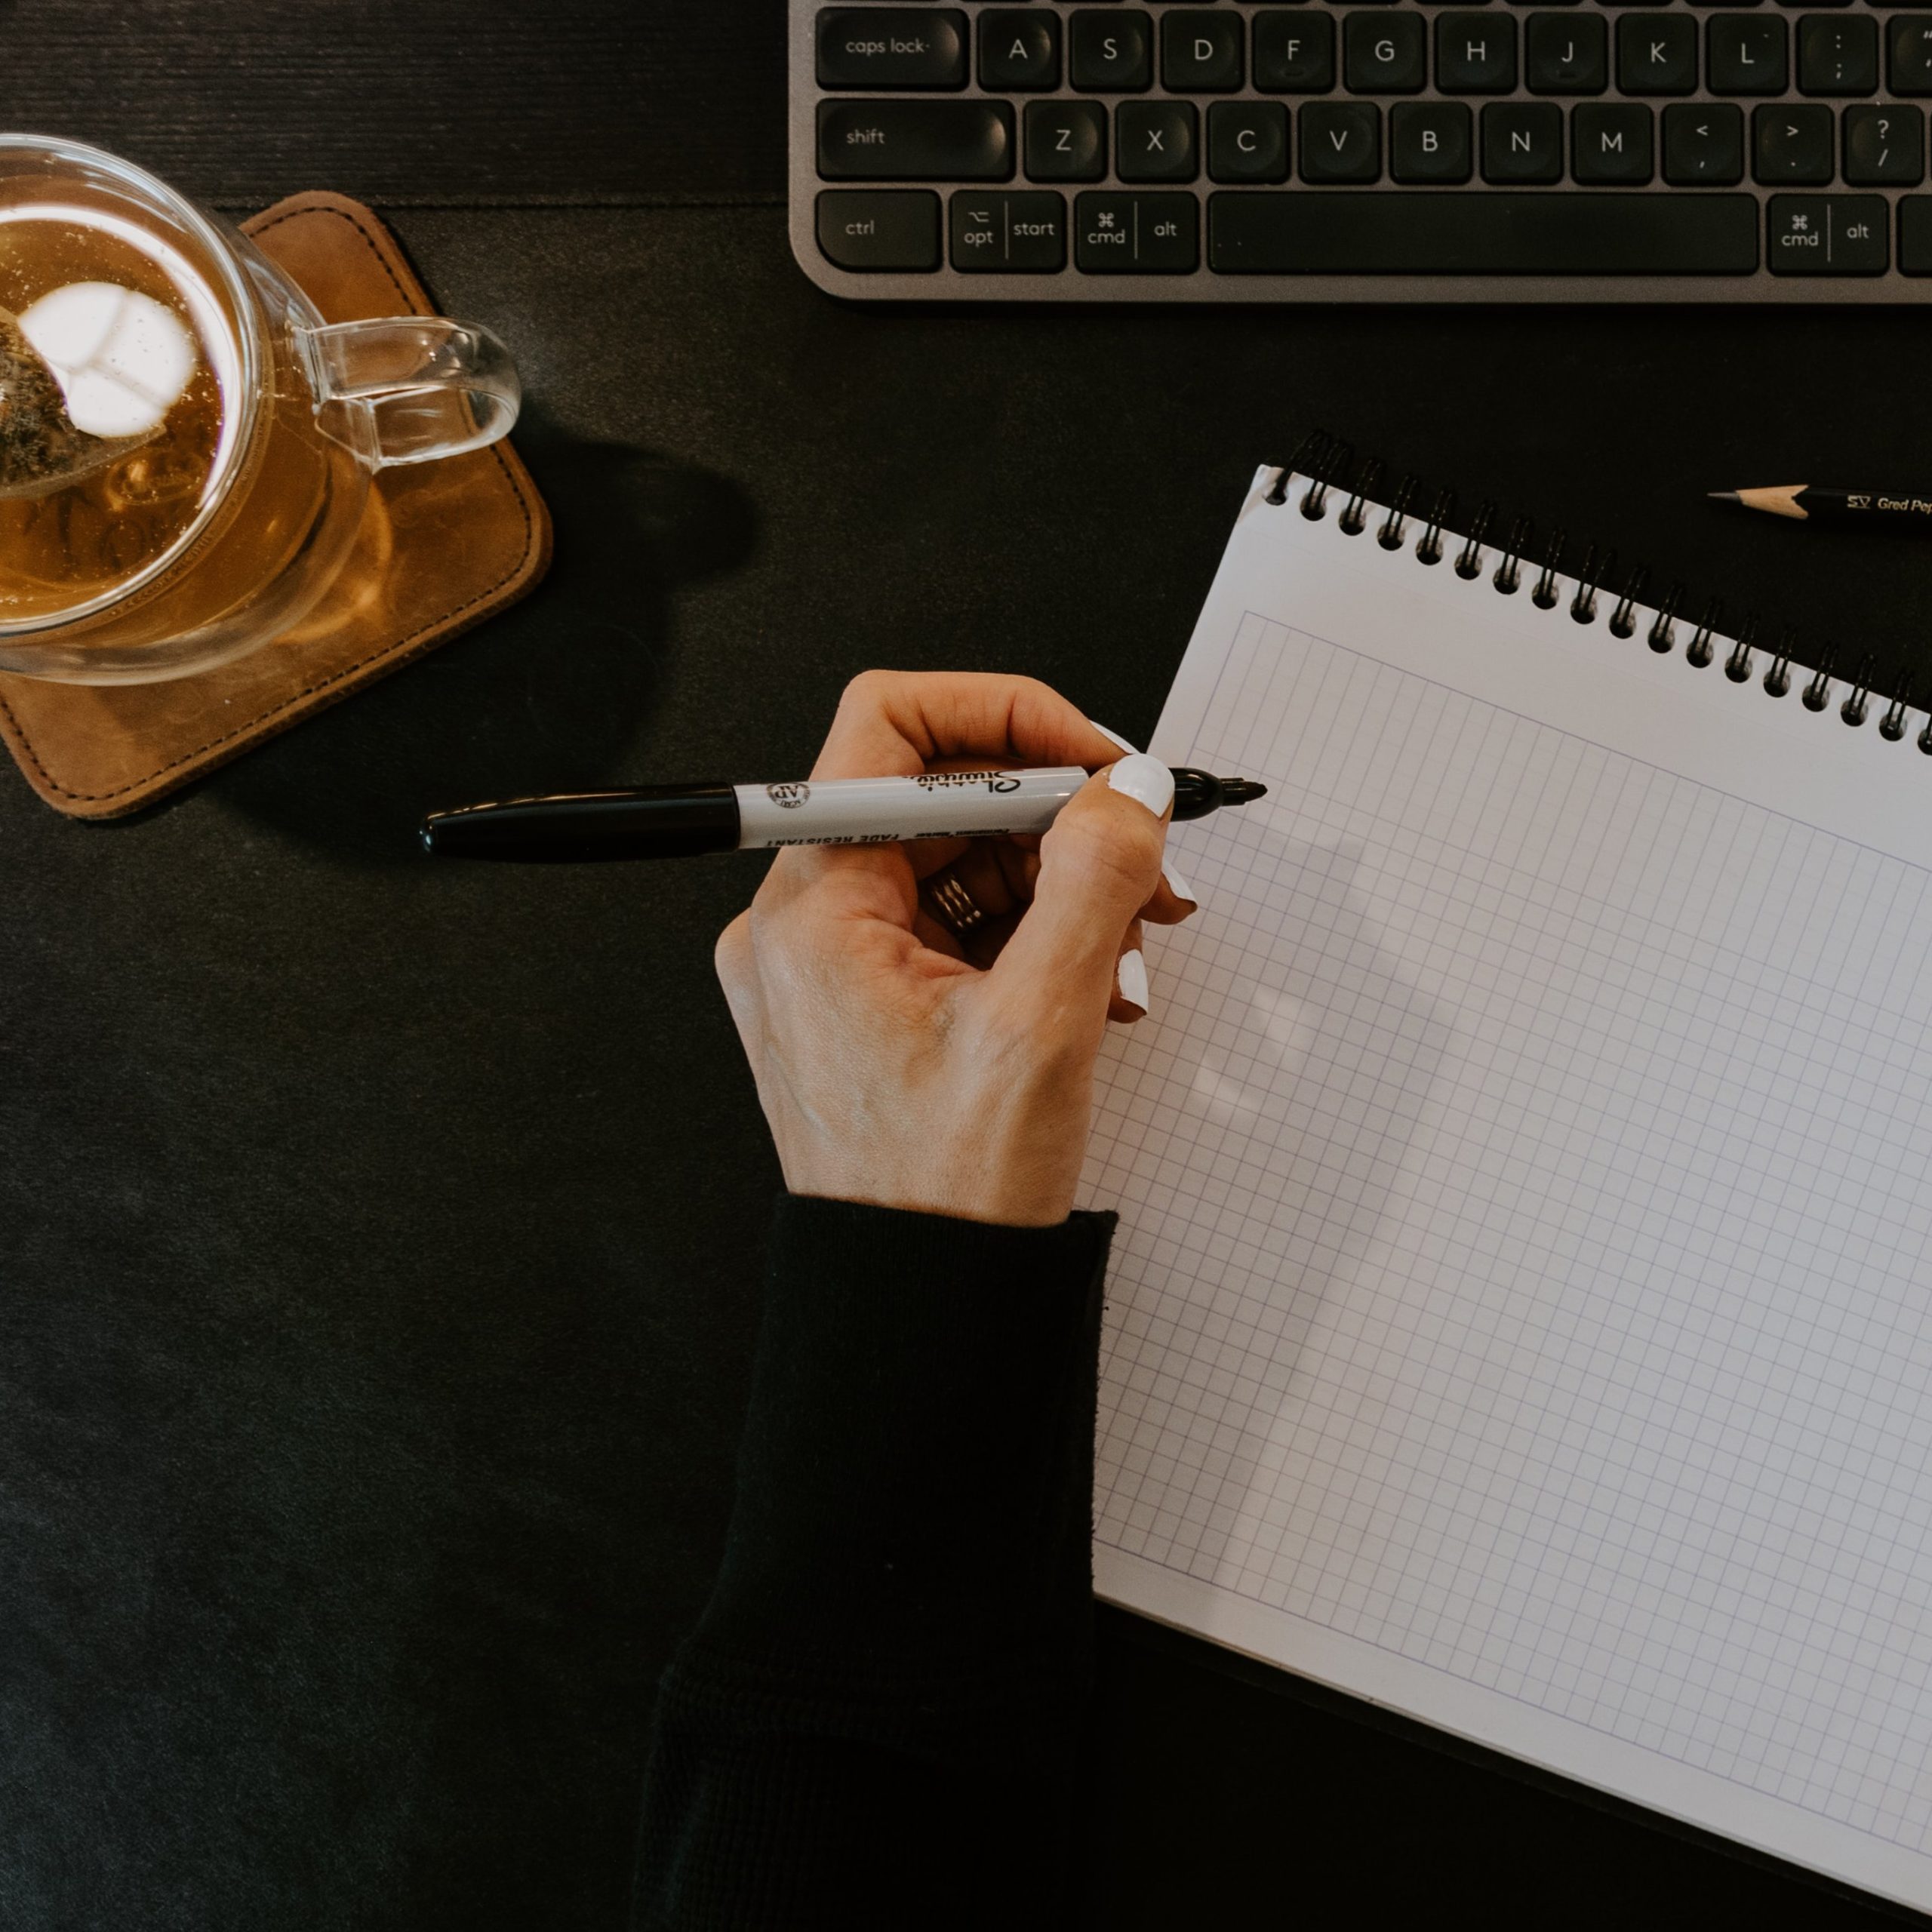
[950,191,1068,272]
[1073,192,1200,274]
[1766,195,1887,275]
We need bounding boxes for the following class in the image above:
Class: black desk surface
[4,5,1927,1926]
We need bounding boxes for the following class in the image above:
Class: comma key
[1073,192,1200,272]
[949,191,1069,271]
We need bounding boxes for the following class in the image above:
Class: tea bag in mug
[0,281,192,499]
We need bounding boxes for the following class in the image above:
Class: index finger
[809,670,1123,783]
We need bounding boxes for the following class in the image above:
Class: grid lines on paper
[1084,614,1932,1850]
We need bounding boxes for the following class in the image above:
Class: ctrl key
[815,190,941,272]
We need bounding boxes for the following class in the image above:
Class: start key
[950,192,1067,272]
[1767,195,1887,275]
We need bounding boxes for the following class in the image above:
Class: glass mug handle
[301,316,520,468]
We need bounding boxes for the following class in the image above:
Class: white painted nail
[1163,863,1198,909]
[1116,947,1149,1017]
[1089,719,1140,755]
[1107,752,1174,819]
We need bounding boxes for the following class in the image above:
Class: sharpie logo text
[914,771,1022,794]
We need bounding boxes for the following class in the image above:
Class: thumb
[988,753,1172,1023]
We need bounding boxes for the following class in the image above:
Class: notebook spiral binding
[1267,431,1932,756]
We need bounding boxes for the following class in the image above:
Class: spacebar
[1210,193,1759,276]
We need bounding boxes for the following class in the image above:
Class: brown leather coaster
[0,191,553,819]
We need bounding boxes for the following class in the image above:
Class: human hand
[714,672,1197,1226]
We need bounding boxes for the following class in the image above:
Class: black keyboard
[789,0,1932,299]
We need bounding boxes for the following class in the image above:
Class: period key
[950,191,1067,271]
[1766,195,1887,273]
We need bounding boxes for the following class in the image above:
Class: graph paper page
[1083,468,1932,1911]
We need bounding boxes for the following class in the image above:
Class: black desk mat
[4,200,1923,1930]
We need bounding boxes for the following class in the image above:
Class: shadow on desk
[204,406,758,866]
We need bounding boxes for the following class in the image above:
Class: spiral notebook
[1081,448,1932,1912]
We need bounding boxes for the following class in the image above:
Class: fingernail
[1090,719,1140,755]
[1108,752,1174,819]
[1163,863,1198,910]
[1116,947,1149,1017]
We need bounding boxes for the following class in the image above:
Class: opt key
[1766,195,1887,274]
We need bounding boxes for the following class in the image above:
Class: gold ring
[922,869,986,939]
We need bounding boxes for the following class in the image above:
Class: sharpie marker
[420,767,1266,863]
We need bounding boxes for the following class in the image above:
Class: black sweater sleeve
[632,1193,1115,1930]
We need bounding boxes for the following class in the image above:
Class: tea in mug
[0,201,235,624]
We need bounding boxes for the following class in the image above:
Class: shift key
[817,100,1015,180]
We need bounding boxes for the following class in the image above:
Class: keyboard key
[1575,101,1655,179]
[1901,196,1932,274]
[1483,100,1565,179]
[1209,191,1758,272]
[1073,191,1198,271]
[1526,13,1608,91]
[1208,101,1293,182]
[950,190,1068,271]
[1438,13,1518,91]
[816,189,943,270]
[1767,193,1887,269]
[1302,101,1383,180]
[817,100,1016,180]
[1755,102,1835,178]
[1798,12,1879,89]
[1663,102,1746,180]
[978,9,1061,91]
[1890,17,1932,91]
[1118,100,1200,180]
[1392,100,1475,180]
[1619,14,1699,91]
[1162,10,1245,91]
[1255,12,1337,91]
[1346,11,1428,91]
[817,8,968,89]
[1710,15,1789,90]
[1070,10,1153,91]
[1025,100,1108,179]
[1844,103,1926,181]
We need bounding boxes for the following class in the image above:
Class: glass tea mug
[0,134,521,683]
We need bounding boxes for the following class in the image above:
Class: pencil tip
[1708,491,1741,505]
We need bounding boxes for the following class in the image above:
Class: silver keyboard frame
[789,0,1932,301]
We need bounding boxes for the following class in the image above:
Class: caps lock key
[816,10,968,89]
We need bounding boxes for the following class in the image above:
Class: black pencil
[1709,485,1932,532]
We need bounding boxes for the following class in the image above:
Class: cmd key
[818,99,1016,179]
